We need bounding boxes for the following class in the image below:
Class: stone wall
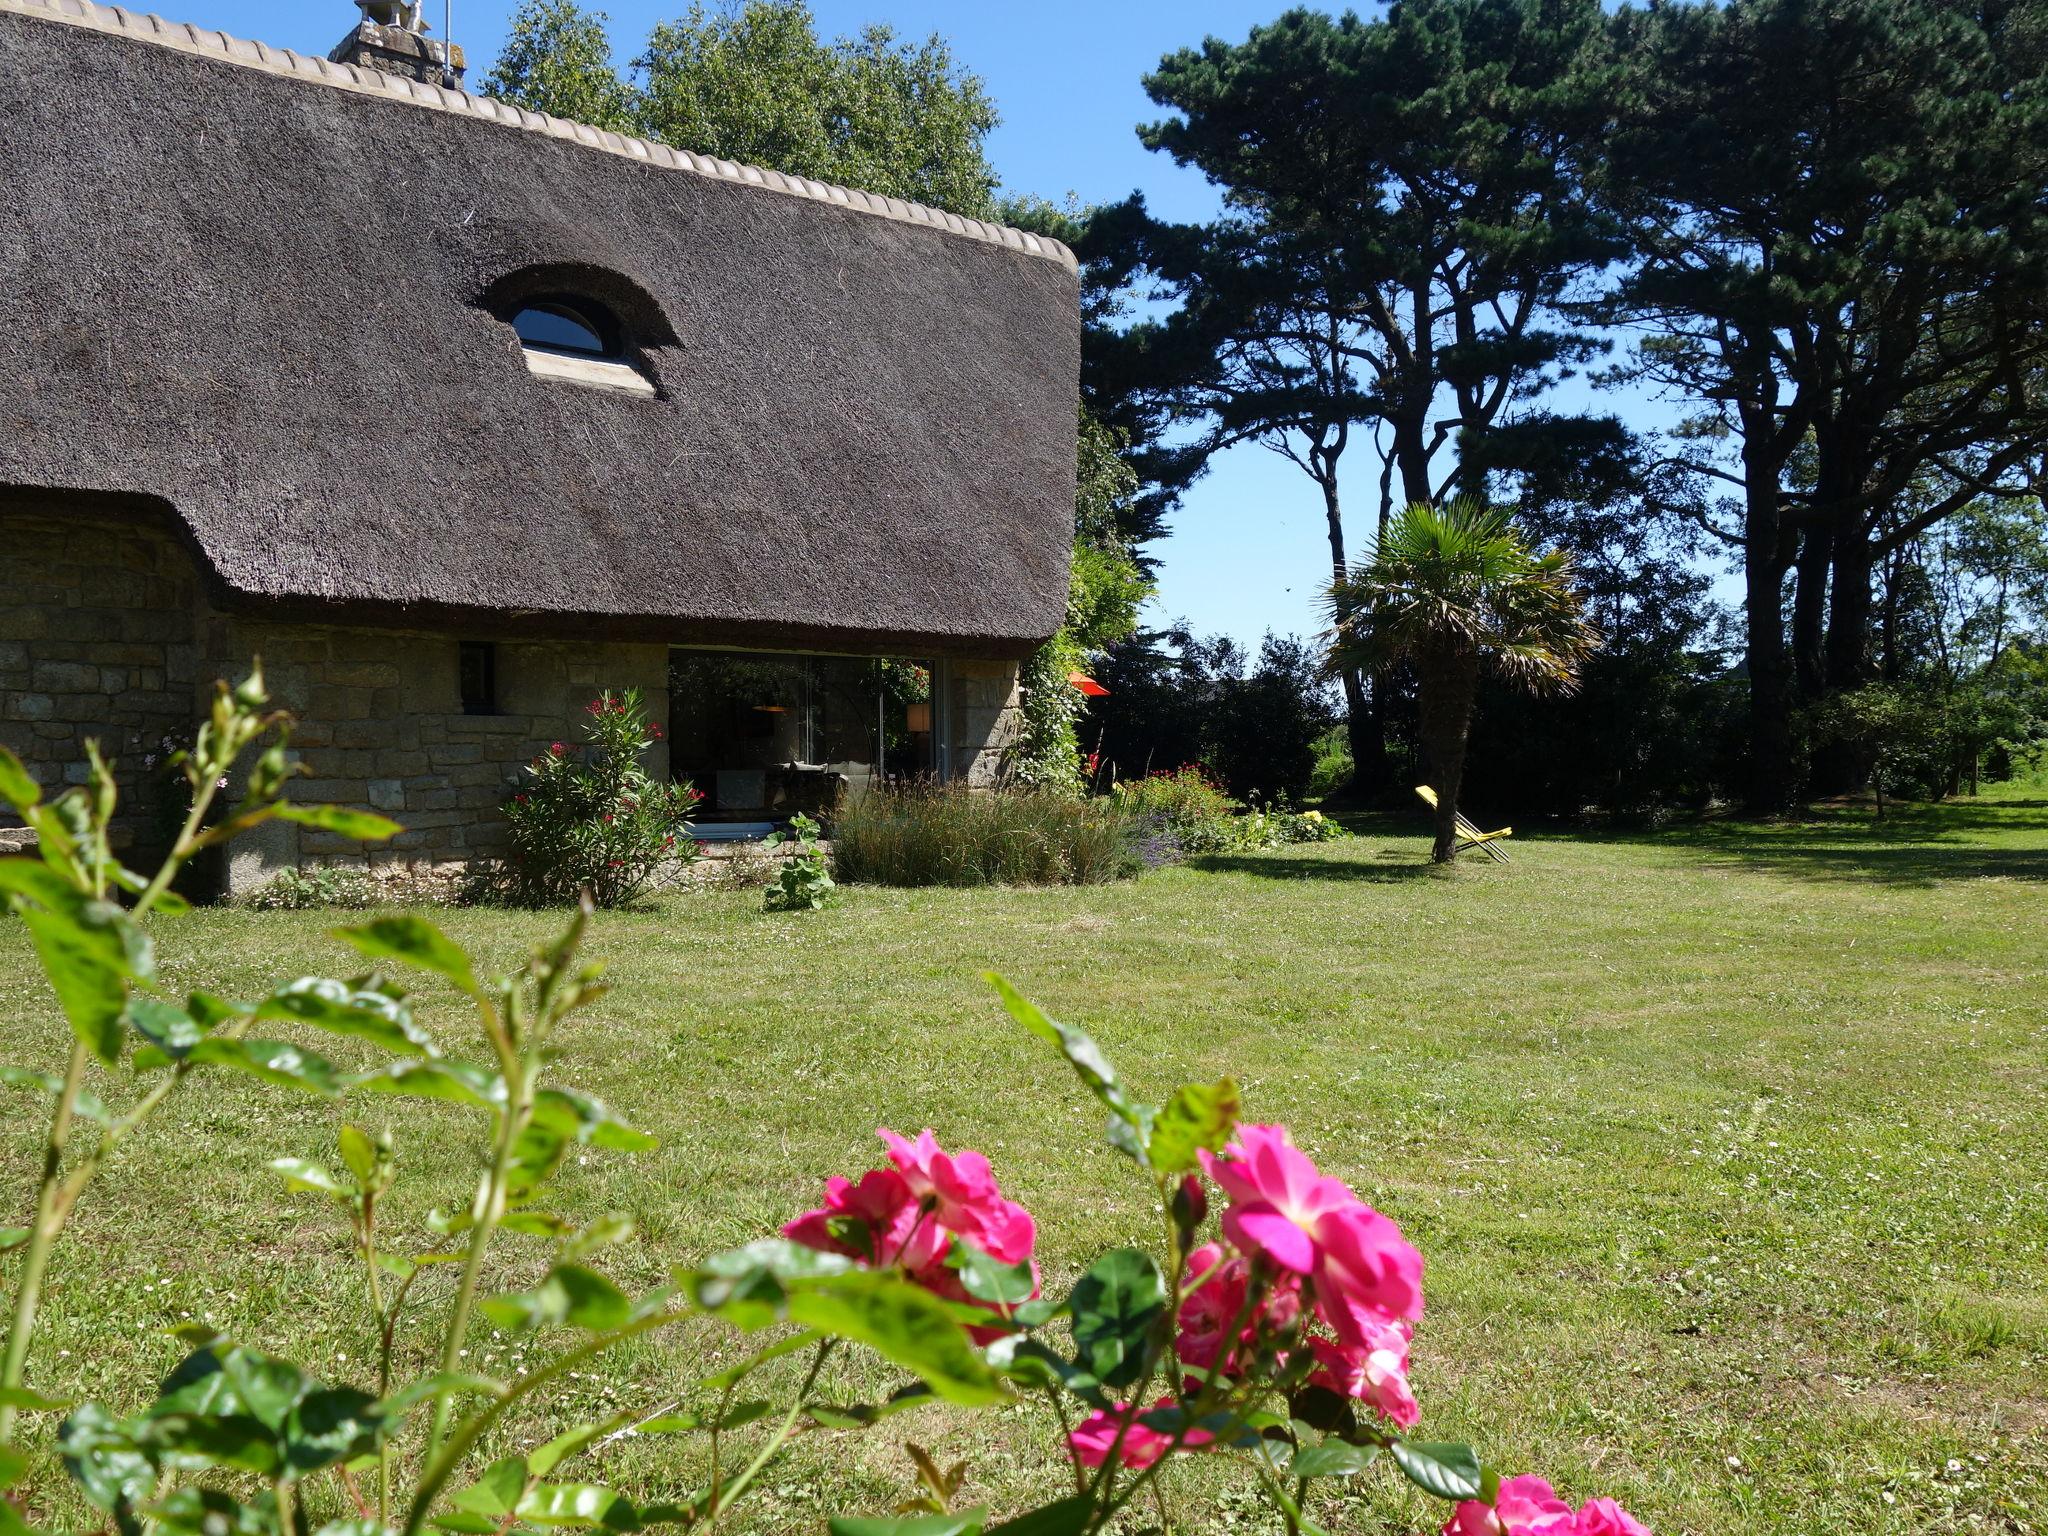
[944,658,1025,788]
[0,508,204,855]
[209,618,668,894]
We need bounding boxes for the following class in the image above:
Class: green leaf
[782,1274,1008,1408]
[0,749,40,813]
[0,1229,27,1252]
[980,1495,1096,1536]
[184,1037,342,1095]
[125,997,206,1059]
[285,1386,382,1473]
[450,1456,529,1518]
[532,1088,656,1152]
[517,1482,642,1529]
[947,1239,1037,1307]
[828,1509,986,1536]
[274,805,403,842]
[984,974,1151,1159]
[59,1402,155,1518]
[338,1124,379,1184]
[0,1387,75,1411]
[1068,1249,1166,1389]
[0,1065,109,1125]
[690,1239,854,1326]
[21,901,137,1064]
[348,1058,503,1111]
[1390,1440,1485,1502]
[481,1265,632,1333]
[336,915,479,997]
[146,1487,277,1535]
[270,1158,348,1197]
[254,977,436,1057]
[806,1384,934,1429]
[1290,1441,1382,1479]
[0,1445,25,1490]
[1147,1079,1240,1175]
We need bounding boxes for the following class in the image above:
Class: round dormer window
[510,299,614,358]
[500,294,653,397]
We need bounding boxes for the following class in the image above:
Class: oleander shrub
[832,782,1133,886]
[475,687,702,909]
[241,863,379,911]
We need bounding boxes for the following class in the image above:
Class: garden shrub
[763,811,835,910]
[475,687,701,909]
[241,863,378,911]
[0,674,1654,1536]
[832,782,1132,886]
[1111,769,1349,861]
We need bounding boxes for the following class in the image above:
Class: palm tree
[1327,500,1597,862]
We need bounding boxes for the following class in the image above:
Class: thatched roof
[0,0,1080,656]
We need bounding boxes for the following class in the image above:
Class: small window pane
[459,641,497,715]
[512,303,608,356]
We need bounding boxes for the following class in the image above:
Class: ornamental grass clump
[831,782,1131,886]
[486,688,701,909]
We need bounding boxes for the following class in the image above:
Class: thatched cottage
[0,0,1079,891]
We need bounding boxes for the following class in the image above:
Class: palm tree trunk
[1418,649,1480,863]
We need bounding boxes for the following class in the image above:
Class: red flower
[649,723,665,740]
[549,741,566,756]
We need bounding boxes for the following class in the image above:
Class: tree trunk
[1791,520,1832,701]
[1321,472,1383,796]
[1417,648,1480,863]
[1814,532,1878,794]
[1744,534,1796,814]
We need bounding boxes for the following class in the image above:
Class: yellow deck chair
[1414,785,1512,863]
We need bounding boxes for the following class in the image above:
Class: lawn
[0,782,2043,1534]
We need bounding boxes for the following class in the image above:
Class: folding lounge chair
[1414,785,1512,863]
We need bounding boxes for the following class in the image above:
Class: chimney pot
[330,4,464,88]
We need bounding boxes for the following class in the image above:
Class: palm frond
[1324,497,1598,693]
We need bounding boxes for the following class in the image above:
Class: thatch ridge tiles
[0,0,1077,273]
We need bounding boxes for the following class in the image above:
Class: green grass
[2,778,2044,1533]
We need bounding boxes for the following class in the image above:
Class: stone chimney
[330,3,464,89]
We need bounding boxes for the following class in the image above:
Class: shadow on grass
[1186,851,1439,883]
[1583,797,2048,887]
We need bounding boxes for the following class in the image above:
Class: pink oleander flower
[1178,1242,1301,1380]
[1573,1499,1652,1536]
[880,1127,1036,1266]
[1199,1124,1424,1344]
[1442,1475,1577,1536]
[1067,1397,1213,1471]
[549,741,566,755]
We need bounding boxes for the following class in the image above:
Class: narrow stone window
[459,641,498,716]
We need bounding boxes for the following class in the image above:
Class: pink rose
[1574,1498,1652,1536]
[1178,1241,1300,1381]
[1442,1475,1577,1536]
[1305,1323,1418,1428]
[1199,1124,1423,1343]
[782,1167,939,1271]
[880,1128,1036,1266]
[1068,1397,1212,1471]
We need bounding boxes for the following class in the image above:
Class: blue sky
[176,1,1686,648]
